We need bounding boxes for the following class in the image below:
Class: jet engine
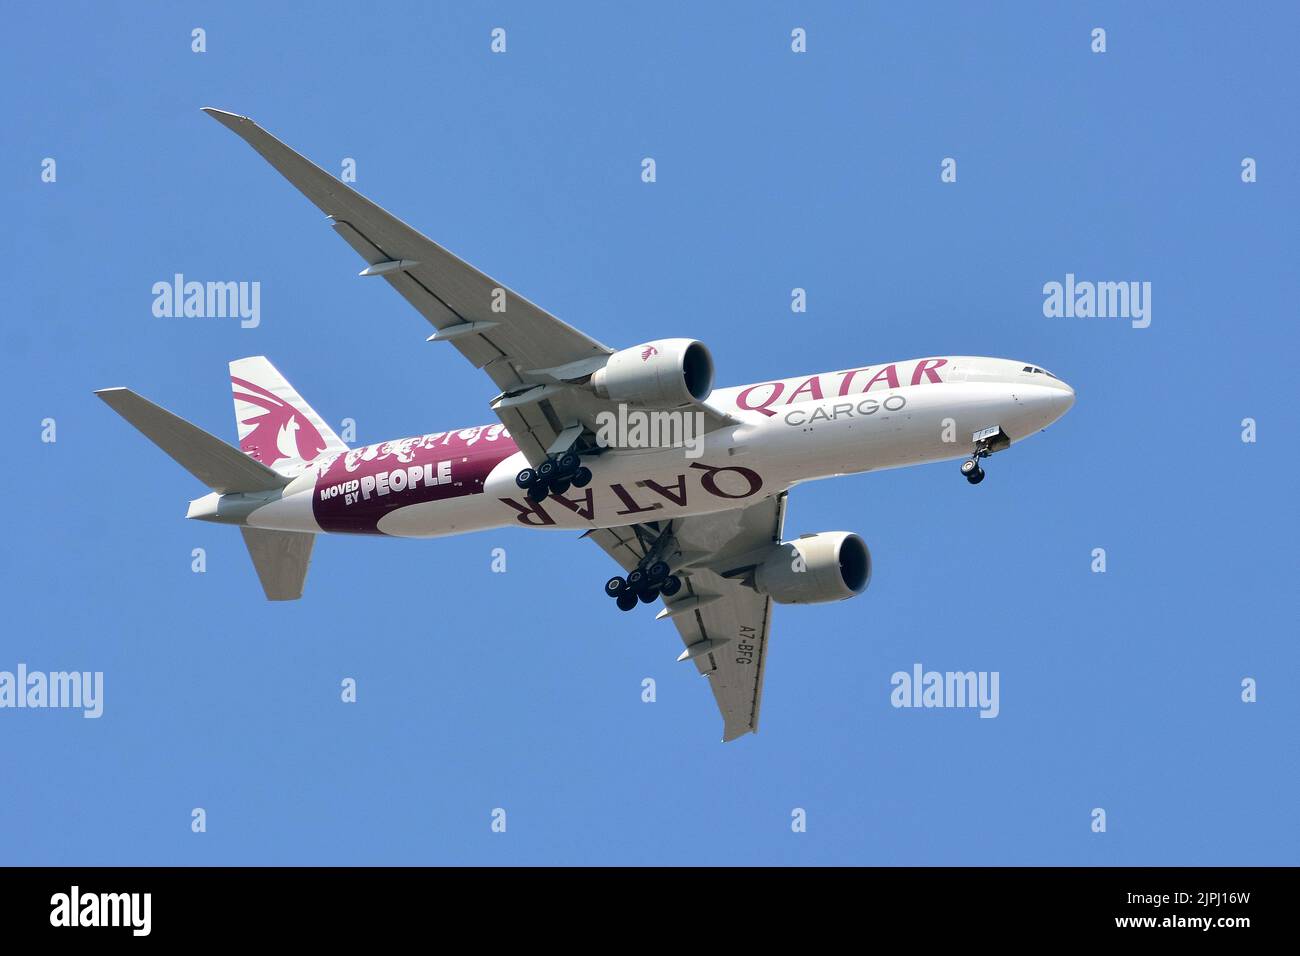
[590,338,714,408]
[753,532,871,605]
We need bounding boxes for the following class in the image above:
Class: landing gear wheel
[604,575,627,598]
[572,466,593,488]
[660,575,682,597]
[637,588,659,604]
[615,591,638,612]
[526,482,549,502]
[551,478,571,496]
[960,459,980,478]
[515,468,536,489]
[965,464,985,485]
[536,459,556,481]
[626,568,645,591]
[647,561,670,584]
[557,452,580,477]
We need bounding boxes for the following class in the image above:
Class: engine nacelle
[590,338,714,408]
[754,532,871,605]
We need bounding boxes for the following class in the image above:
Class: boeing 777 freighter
[98,109,1075,741]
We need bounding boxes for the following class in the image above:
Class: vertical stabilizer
[229,356,348,475]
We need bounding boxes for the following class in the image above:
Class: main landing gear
[515,452,592,501]
[605,561,683,612]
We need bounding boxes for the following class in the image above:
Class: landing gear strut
[516,452,592,501]
[960,425,1010,486]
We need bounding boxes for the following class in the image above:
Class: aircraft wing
[586,493,787,742]
[205,108,737,466]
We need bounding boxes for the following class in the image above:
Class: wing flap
[587,494,787,742]
[674,565,774,742]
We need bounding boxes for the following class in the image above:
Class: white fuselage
[189,356,1075,538]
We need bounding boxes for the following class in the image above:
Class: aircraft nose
[1040,380,1075,427]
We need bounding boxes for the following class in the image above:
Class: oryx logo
[50,886,151,936]
[232,376,326,465]
[640,345,659,361]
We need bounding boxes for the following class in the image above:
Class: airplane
[96,108,1075,742]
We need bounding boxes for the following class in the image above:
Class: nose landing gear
[960,425,1010,485]
[960,457,985,484]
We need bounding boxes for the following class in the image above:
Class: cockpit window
[1022,366,1058,378]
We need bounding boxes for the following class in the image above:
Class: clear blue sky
[3,2,1295,865]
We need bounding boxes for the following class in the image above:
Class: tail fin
[230,356,348,475]
[96,387,288,494]
[240,528,314,601]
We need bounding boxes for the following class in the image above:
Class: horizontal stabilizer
[240,528,315,601]
[95,387,288,494]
